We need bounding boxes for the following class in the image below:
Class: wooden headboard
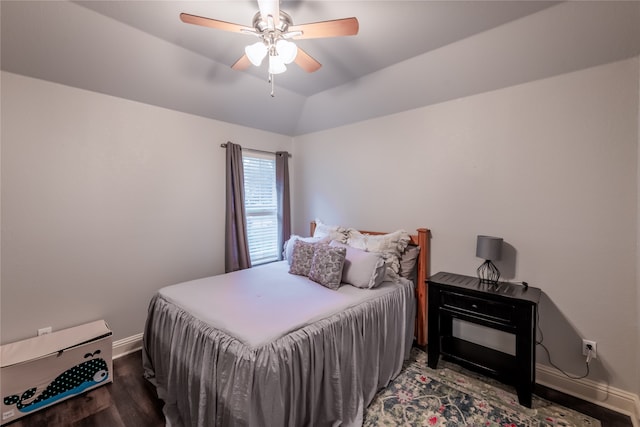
[310,221,430,346]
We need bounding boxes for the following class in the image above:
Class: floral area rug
[363,348,601,427]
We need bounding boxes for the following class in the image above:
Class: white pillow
[313,219,348,243]
[346,229,411,276]
[283,235,328,264]
[330,241,386,289]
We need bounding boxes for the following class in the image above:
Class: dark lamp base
[477,260,500,284]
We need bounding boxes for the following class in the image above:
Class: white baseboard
[537,363,640,427]
[112,333,143,359]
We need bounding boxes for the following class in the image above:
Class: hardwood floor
[5,350,634,426]
[534,384,634,427]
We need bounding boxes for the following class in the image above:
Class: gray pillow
[330,241,386,289]
[308,245,347,290]
[288,240,318,277]
[399,245,421,279]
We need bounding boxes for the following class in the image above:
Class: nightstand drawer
[441,292,515,324]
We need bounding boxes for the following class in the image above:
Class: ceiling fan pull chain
[270,73,275,97]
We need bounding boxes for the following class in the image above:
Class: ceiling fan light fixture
[245,41,268,66]
[268,54,287,75]
[276,39,297,64]
[180,4,360,95]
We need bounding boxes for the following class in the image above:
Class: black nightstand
[427,272,541,407]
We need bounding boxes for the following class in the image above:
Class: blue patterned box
[1,320,112,425]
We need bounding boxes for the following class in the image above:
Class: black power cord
[535,304,590,380]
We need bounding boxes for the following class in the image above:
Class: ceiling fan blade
[231,54,252,71]
[180,13,254,34]
[289,17,359,39]
[257,0,280,27]
[294,48,321,73]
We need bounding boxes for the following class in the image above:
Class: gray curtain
[276,152,291,261]
[225,142,251,272]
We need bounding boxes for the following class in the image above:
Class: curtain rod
[220,143,292,158]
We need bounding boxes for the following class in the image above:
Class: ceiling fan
[180,0,359,96]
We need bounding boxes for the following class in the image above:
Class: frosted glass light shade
[276,39,297,64]
[245,42,268,66]
[268,54,286,74]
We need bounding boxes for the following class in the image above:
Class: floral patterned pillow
[283,235,329,264]
[289,240,318,277]
[308,245,347,290]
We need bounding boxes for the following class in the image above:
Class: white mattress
[159,261,401,348]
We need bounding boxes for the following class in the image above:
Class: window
[243,152,278,265]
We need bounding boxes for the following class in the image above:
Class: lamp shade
[476,235,503,261]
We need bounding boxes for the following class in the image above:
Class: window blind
[243,152,278,265]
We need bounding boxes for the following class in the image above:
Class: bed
[142,221,429,427]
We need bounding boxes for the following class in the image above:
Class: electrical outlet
[37,326,52,336]
[582,339,597,359]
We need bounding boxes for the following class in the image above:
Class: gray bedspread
[142,265,416,427]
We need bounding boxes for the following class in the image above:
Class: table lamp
[476,235,503,284]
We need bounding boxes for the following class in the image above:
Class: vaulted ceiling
[2,1,639,136]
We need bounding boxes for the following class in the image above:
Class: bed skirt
[142,280,415,427]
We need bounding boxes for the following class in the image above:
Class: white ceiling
[2,1,639,136]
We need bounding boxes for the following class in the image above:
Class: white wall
[1,58,638,399]
[292,58,639,395]
[0,71,293,344]
[636,57,640,400]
